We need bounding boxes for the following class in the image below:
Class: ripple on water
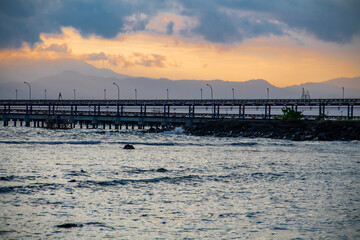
[0,127,359,239]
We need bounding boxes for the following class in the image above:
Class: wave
[228,142,258,146]
[0,140,101,145]
[0,183,64,194]
[56,222,115,230]
[112,141,258,147]
[0,175,39,181]
[75,175,202,188]
[111,141,176,146]
[124,168,169,174]
[0,139,258,147]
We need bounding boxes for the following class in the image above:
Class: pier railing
[1,98,359,128]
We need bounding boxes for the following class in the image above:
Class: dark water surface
[1,127,359,239]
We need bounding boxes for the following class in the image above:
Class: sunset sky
[0,0,359,87]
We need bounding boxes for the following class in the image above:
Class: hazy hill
[323,77,360,89]
[0,58,128,84]
[0,59,359,99]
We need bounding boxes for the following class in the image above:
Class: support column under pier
[347,105,354,119]
[319,103,325,119]
[239,105,245,119]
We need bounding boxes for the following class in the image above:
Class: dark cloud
[166,21,175,35]
[201,0,360,43]
[0,0,50,48]
[0,0,166,48]
[0,0,359,49]
[51,0,129,38]
[194,9,242,43]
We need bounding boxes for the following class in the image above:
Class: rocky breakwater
[184,120,360,141]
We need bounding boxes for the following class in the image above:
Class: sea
[0,126,359,239]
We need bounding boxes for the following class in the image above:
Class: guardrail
[1,98,359,128]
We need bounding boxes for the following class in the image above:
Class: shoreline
[183,120,360,141]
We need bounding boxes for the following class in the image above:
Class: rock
[304,135,314,140]
[56,223,83,228]
[317,133,328,141]
[68,179,77,182]
[156,168,168,172]
[123,144,135,149]
[184,120,360,141]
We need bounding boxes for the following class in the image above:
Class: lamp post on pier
[24,82,31,100]
[113,83,120,101]
[232,88,235,100]
[206,83,214,117]
[206,84,213,101]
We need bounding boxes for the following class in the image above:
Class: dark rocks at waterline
[123,144,135,149]
[184,120,360,141]
[146,126,175,133]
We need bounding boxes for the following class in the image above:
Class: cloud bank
[1,0,359,48]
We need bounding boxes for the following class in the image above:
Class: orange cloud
[0,27,359,87]
[39,43,70,53]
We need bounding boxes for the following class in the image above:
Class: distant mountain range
[0,59,359,99]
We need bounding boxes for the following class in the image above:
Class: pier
[0,98,359,129]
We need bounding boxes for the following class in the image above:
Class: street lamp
[24,82,31,100]
[232,88,235,100]
[342,87,344,99]
[166,89,169,100]
[113,82,120,101]
[135,89,137,100]
[15,89,18,100]
[73,89,76,100]
[104,89,106,100]
[206,83,214,117]
[200,88,203,100]
[206,84,213,101]
[44,89,46,100]
[267,88,269,100]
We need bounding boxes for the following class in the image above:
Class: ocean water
[0,126,359,239]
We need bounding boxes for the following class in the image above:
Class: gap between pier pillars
[264,105,271,120]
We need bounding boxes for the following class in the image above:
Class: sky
[0,0,359,87]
